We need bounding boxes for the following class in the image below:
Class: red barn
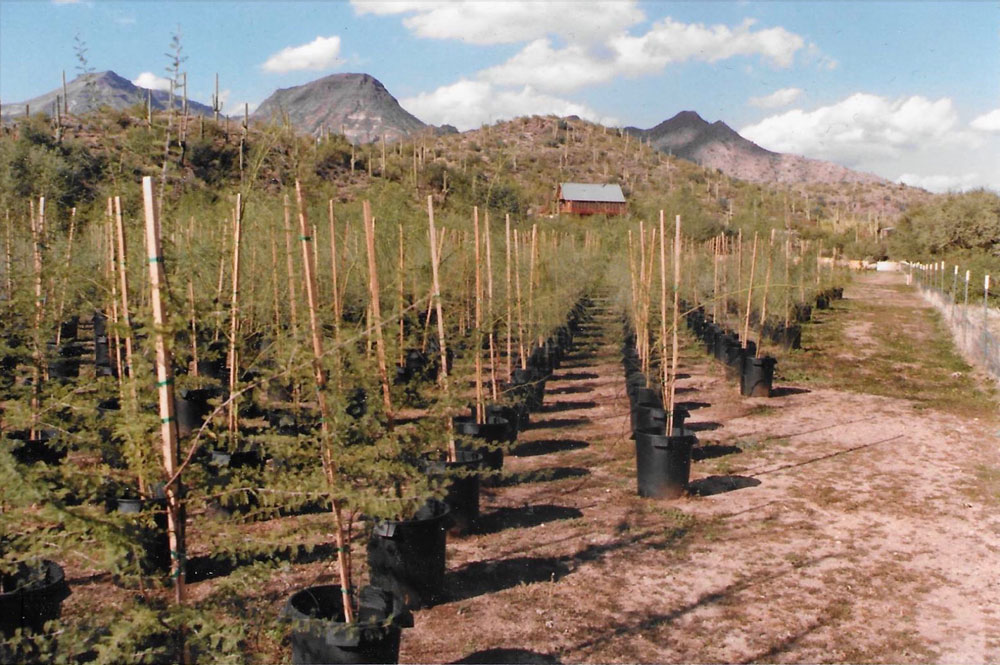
[558,183,627,216]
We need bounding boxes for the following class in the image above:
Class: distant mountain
[0,70,214,120]
[252,73,426,144]
[626,111,885,186]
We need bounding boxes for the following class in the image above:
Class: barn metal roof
[559,183,626,203]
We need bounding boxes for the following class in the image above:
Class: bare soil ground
[54,272,1000,663]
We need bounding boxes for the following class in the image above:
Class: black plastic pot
[741,355,777,398]
[452,415,510,473]
[367,501,450,609]
[794,303,812,323]
[815,294,829,310]
[117,496,171,575]
[7,430,66,465]
[58,317,79,342]
[175,388,214,438]
[634,431,695,499]
[778,324,802,350]
[0,560,70,638]
[630,404,666,436]
[423,450,482,535]
[282,584,412,665]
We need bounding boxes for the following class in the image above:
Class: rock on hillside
[627,111,886,186]
[252,73,426,144]
[0,70,214,119]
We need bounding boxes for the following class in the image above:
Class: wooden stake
[484,212,498,400]
[668,215,681,433]
[141,176,185,604]
[741,233,759,348]
[505,214,513,381]
[227,196,243,438]
[473,207,484,423]
[53,207,77,346]
[756,229,776,357]
[283,195,299,332]
[513,229,526,370]
[295,181,354,623]
[426,196,456,462]
[362,201,394,427]
[658,211,668,402]
[397,223,404,366]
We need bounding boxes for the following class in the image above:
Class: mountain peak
[252,72,425,144]
[1,69,214,119]
[631,110,885,186]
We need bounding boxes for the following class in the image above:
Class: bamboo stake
[484,212,498,400]
[505,214,513,381]
[283,195,299,333]
[3,209,12,299]
[756,229,776,357]
[113,197,136,385]
[53,207,77,346]
[426,196,456,462]
[227,196,243,438]
[658,211,668,401]
[667,215,681,434]
[473,207,484,423]
[30,199,45,437]
[188,280,199,376]
[513,229,526,370]
[295,181,354,623]
[397,223,405,366]
[362,201,394,427]
[783,235,791,328]
[141,176,185,604]
[106,201,124,388]
[741,232,759,347]
[712,235,720,323]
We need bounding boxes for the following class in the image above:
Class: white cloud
[262,36,342,73]
[971,108,1000,133]
[740,93,981,167]
[478,17,807,94]
[351,1,643,45]
[400,79,616,131]
[132,72,172,92]
[611,17,804,73]
[896,172,981,193]
[749,87,803,109]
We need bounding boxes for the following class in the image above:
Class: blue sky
[1,0,997,192]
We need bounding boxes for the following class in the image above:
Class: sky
[0,0,998,193]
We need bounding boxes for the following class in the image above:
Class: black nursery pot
[741,356,777,398]
[0,560,71,638]
[630,404,666,436]
[634,431,696,499]
[452,415,510,474]
[174,388,215,438]
[7,430,66,466]
[116,496,171,575]
[815,293,829,310]
[423,450,482,535]
[367,501,450,609]
[794,303,812,323]
[779,324,802,350]
[282,584,412,665]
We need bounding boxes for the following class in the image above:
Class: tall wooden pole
[141,176,185,604]
[484,212,498,400]
[283,195,299,333]
[473,207,484,422]
[742,233,759,347]
[667,215,681,434]
[227,196,243,438]
[295,181,354,622]
[426,196,456,461]
[505,214,513,381]
[362,201,394,426]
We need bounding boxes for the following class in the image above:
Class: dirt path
[400,273,1000,664]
